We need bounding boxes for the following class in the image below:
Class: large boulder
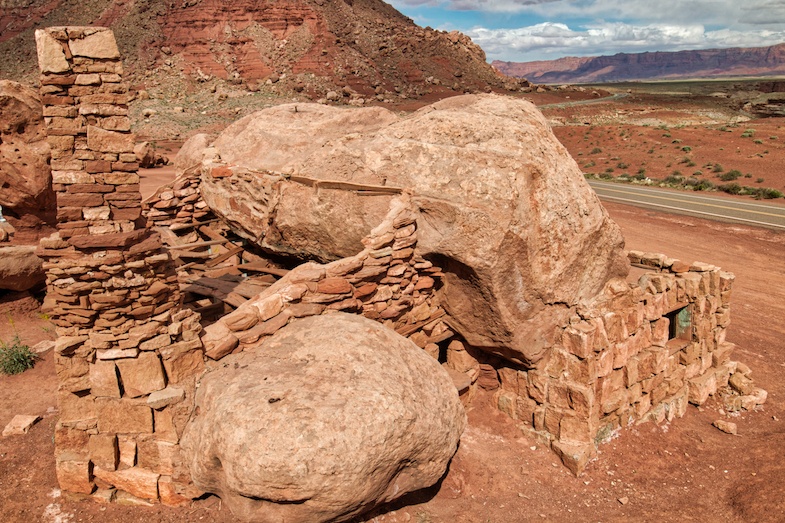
[200,94,628,366]
[173,133,213,174]
[0,246,45,291]
[180,313,465,523]
[0,80,55,228]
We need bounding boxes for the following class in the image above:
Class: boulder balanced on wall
[199,94,629,366]
[181,313,466,523]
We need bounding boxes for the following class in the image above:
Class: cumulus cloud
[389,0,785,60]
[469,22,785,61]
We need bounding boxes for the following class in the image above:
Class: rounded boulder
[180,313,466,523]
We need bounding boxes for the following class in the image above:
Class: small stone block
[2,415,41,436]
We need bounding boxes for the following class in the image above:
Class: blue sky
[388,0,785,62]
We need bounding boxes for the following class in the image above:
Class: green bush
[719,170,742,181]
[0,337,36,375]
[750,187,784,199]
[664,175,684,184]
[692,180,715,191]
[718,183,743,195]
[712,163,724,173]
[590,147,602,154]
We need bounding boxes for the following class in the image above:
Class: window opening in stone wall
[665,305,692,341]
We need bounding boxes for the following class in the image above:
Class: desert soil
[3,89,785,522]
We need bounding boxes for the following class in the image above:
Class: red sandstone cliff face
[1,0,513,97]
[494,44,785,84]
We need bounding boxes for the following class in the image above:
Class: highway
[588,180,785,230]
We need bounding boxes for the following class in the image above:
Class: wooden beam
[239,263,290,277]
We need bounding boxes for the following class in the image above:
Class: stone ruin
[33,27,767,520]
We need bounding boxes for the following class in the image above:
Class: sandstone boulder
[0,245,45,291]
[135,141,169,168]
[200,94,628,365]
[180,313,465,523]
[173,133,212,174]
[0,80,55,228]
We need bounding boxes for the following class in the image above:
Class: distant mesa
[493,43,785,84]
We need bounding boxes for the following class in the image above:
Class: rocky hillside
[494,43,785,84]
[1,0,521,99]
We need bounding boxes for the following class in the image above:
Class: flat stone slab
[2,415,41,436]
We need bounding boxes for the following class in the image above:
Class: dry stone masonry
[35,26,767,517]
[35,27,204,506]
[199,192,450,364]
[492,251,766,473]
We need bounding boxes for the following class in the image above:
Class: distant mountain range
[493,43,785,84]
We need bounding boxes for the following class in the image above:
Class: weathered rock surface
[181,313,465,523]
[201,94,628,365]
[173,133,212,174]
[0,80,55,228]
[0,245,45,291]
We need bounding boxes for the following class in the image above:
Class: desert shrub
[599,172,614,180]
[631,172,646,181]
[662,133,671,138]
[638,167,647,175]
[712,163,724,173]
[692,180,715,191]
[605,167,615,174]
[583,161,596,168]
[719,169,742,181]
[0,337,36,375]
[718,183,743,195]
[693,170,703,176]
[617,162,629,169]
[741,129,755,138]
[590,147,602,154]
[753,139,763,144]
[681,145,691,152]
[750,187,784,199]
[756,177,764,183]
[664,175,684,184]
[770,136,778,140]
[744,173,752,178]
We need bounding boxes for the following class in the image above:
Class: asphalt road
[588,180,785,230]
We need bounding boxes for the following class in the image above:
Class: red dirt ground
[2,186,784,522]
[546,92,785,194]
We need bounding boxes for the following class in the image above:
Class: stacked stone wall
[490,251,766,473]
[143,170,209,227]
[200,191,451,365]
[35,27,205,505]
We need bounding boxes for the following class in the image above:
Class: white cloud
[388,0,785,60]
[469,22,785,61]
